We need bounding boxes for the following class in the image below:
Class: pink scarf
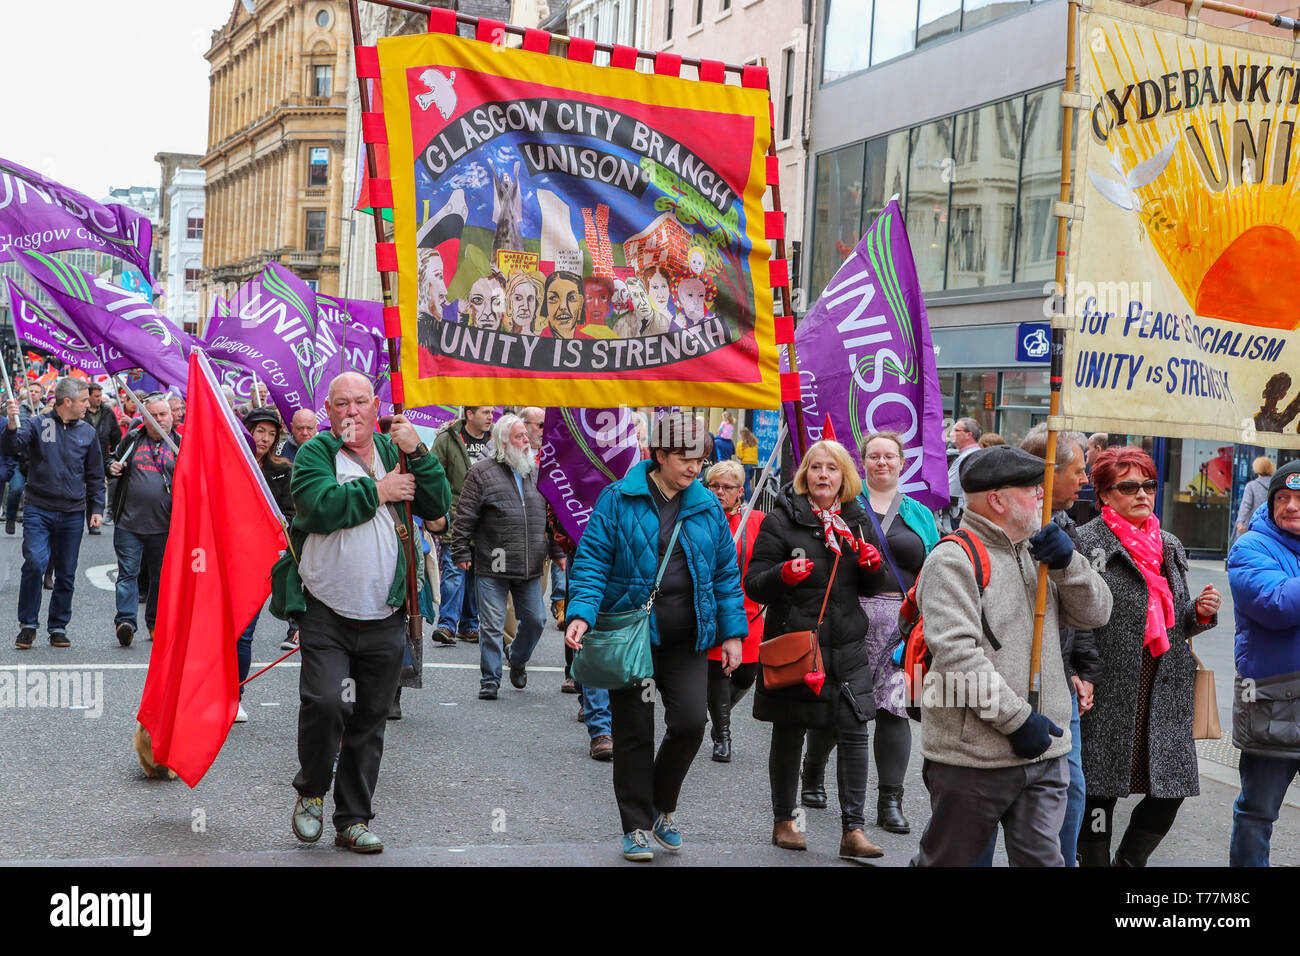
[811,501,857,556]
[1101,505,1174,657]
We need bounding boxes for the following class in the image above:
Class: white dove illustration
[1088,141,1177,211]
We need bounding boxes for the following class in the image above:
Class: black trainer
[49,631,70,648]
[116,622,135,647]
[14,628,36,650]
[509,664,527,690]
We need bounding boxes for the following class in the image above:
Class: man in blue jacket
[3,377,105,649]
[1227,459,1300,866]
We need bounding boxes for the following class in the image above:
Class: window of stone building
[666,0,674,40]
[309,147,329,187]
[184,268,201,294]
[186,216,204,240]
[695,0,704,25]
[305,211,326,252]
[781,47,796,141]
[313,65,332,98]
[316,8,331,28]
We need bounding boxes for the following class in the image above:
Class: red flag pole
[349,0,423,662]
[239,645,300,688]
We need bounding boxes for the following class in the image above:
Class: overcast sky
[0,1,237,199]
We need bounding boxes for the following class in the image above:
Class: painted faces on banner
[378,32,779,408]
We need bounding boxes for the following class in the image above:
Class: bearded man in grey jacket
[912,445,1113,866]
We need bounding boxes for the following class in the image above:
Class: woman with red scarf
[703,460,764,762]
[1074,446,1221,867]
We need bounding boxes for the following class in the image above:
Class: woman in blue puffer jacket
[565,412,747,862]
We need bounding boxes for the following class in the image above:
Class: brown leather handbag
[759,552,839,692]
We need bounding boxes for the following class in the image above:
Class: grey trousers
[913,756,1069,867]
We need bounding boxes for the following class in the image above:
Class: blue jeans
[476,575,545,688]
[581,683,612,738]
[436,545,479,633]
[4,465,24,519]
[237,608,261,698]
[1230,751,1300,866]
[549,560,567,605]
[114,527,167,632]
[18,505,84,632]
[974,694,1084,866]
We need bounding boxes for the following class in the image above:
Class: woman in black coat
[745,440,886,861]
[1074,446,1221,867]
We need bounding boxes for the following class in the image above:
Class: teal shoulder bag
[571,517,683,691]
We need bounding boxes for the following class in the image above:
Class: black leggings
[706,659,758,691]
[805,709,911,789]
[1077,795,1184,843]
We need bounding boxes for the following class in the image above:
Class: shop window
[958,370,997,435]
[946,99,1021,289]
[810,142,866,297]
[1000,369,1050,409]
[906,117,952,291]
[822,0,874,83]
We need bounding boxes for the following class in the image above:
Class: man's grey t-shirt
[119,435,177,534]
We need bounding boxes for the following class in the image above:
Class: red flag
[25,351,42,366]
[822,413,837,443]
[137,350,287,787]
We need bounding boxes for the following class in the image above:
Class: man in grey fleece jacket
[913,445,1112,866]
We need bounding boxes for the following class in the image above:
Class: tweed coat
[1074,516,1218,798]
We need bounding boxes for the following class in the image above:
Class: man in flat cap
[912,444,1113,866]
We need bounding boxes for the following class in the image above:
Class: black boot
[388,687,402,721]
[800,758,827,809]
[1112,827,1165,867]
[876,785,910,834]
[707,679,731,762]
[730,682,751,708]
[1076,838,1112,867]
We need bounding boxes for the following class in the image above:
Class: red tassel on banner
[765,211,785,240]
[383,306,402,339]
[390,371,404,405]
[476,18,505,44]
[742,64,768,89]
[610,44,637,69]
[780,371,801,402]
[354,46,379,78]
[567,36,596,62]
[655,53,682,77]
[427,7,456,33]
[523,28,550,52]
[766,155,780,185]
[361,112,387,143]
[698,60,726,83]
[376,243,398,272]
[774,315,795,344]
[367,179,393,209]
[769,258,790,287]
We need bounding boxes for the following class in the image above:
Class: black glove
[1007,712,1064,759]
[1028,522,1074,571]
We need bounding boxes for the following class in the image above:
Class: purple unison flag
[0,157,153,281]
[793,199,948,510]
[14,250,192,389]
[213,262,321,422]
[537,407,641,543]
[4,277,108,376]
[311,312,389,424]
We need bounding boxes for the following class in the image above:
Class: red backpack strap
[937,531,1000,649]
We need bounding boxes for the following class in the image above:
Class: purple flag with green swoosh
[538,406,641,542]
[792,199,948,510]
[0,157,154,281]
[4,277,108,376]
[13,249,193,388]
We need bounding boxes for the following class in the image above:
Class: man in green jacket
[430,405,494,644]
[283,372,451,853]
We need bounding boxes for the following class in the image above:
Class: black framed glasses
[1109,479,1159,496]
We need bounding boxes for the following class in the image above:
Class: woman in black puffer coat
[745,440,886,861]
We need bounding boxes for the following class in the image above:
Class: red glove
[856,541,882,571]
[781,558,814,585]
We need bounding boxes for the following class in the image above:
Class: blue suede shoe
[651,812,682,851]
[622,829,653,862]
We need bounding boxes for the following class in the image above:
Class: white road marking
[0,661,565,672]
[85,564,118,591]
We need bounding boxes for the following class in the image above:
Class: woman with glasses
[798,432,938,835]
[703,460,765,762]
[1074,446,1221,866]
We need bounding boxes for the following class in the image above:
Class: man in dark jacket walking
[1228,460,1300,866]
[4,377,105,648]
[107,393,177,647]
[431,405,494,643]
[83,383,120,534]
[452,414,565,698]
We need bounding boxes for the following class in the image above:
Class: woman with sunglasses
[703,460,765,762]
[1074,446,1220,866]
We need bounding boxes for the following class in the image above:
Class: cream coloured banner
[1065,0,1300,448]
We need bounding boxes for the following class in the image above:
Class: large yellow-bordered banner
[1066,0,1300,447]
[378,32,778,408]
